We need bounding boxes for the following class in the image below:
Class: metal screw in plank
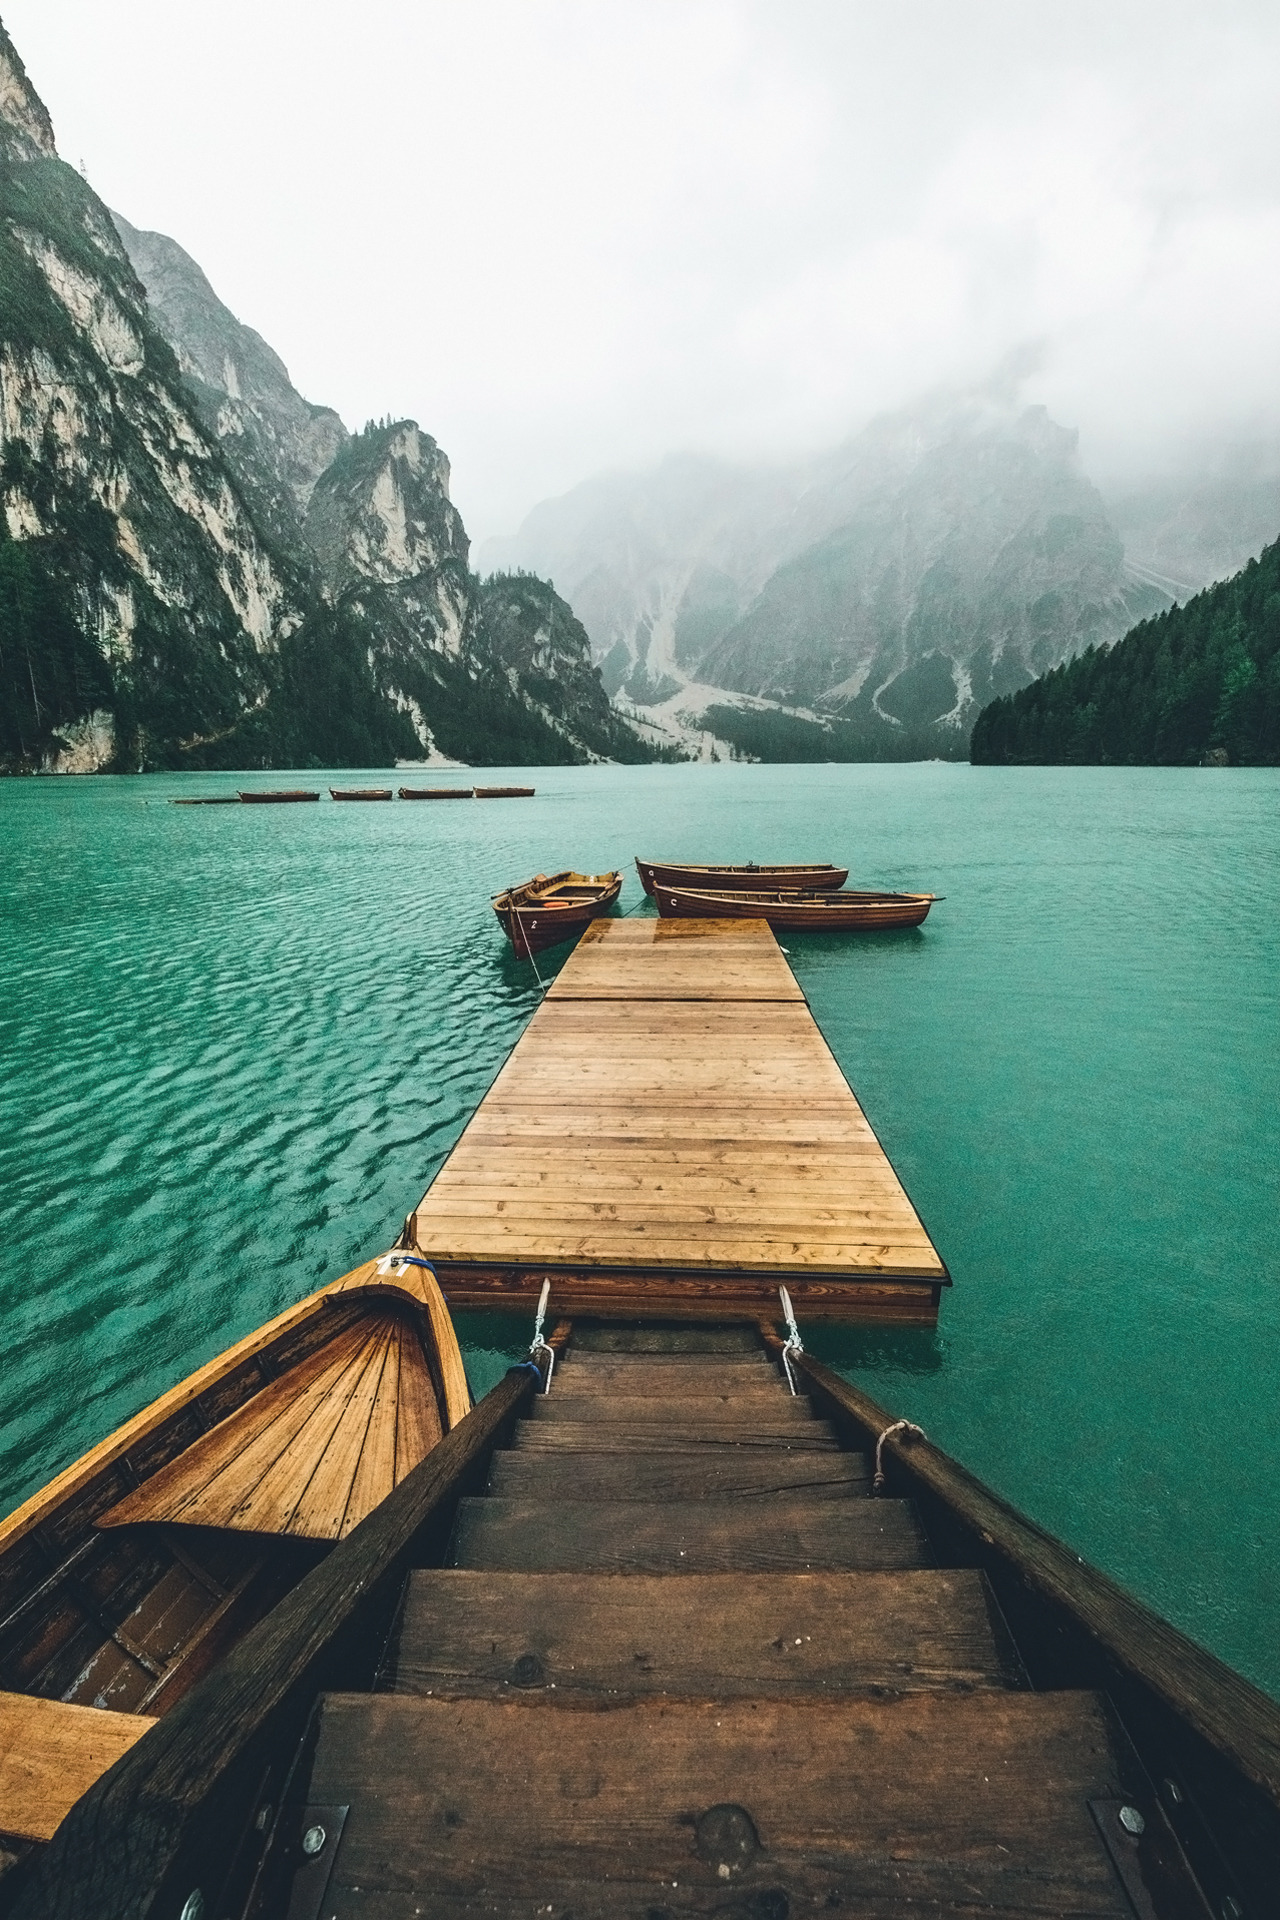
[1118,1805,1145,1835]
[301,1825,327,1857]
[178,1894,204,1920]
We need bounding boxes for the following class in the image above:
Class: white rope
[873,1419,926,1492]
[528,1277,555,1392]
[778,1285,803,1395]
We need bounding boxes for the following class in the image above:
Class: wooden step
[557,1353,771,1379]
[297,1690,1136,1916]
[450,1495,929,1573]
[511,1420,841,1453]
[487,1449,870,1502]
[553,1363,782,1398]
[571,1325,764,1353]
[530,1395,819,1425]
[390,1569,1019,1699]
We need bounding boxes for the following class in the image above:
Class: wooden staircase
[287,1328,1197,1917]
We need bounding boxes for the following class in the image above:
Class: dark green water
[2,764,1277,1692]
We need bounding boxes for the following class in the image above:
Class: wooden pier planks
[415,917,947,1321]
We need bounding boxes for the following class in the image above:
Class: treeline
[702,703,967,764]
[970,535,1280,765]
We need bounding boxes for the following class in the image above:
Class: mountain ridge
[0,20,651,773]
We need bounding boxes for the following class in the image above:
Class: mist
[7,0,1280,540]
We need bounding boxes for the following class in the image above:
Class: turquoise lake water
[1,763,1277,1693]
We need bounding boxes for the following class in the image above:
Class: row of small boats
[174,786,534,805]
[494,859,940,957]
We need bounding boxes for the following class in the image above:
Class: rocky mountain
[0,20,648,772]
[485,386,1169,758]
[111,211,346,555]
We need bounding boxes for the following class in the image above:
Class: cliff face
[112,212,346,554]
[486,389,1168,756]
[0,21,648,771]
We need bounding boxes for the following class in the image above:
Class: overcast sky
[7,0,1280,540]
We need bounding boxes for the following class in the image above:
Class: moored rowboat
[398,787,474,799]
[237,790,319,803]
[637,859,848,895]
[0,1250,468,1857]
[655,884,939,930]
[330,788,393,801]
[475,786,535,798]
[493,869,622,960]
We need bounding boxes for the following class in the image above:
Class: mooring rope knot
[528,1277,555,1392]
[873,1419,927,1492]
[778,1284,804,1395]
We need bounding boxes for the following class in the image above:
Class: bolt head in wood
[178,1894,204,1920]
[1118,1805,1145,1835]
[694,1803,759,1874]
[302,1823,327,1857]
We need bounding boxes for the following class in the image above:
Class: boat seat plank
[486,1449,871,1502]
[449,1495,931,1573]
[389,1568,1017,1699]
[301,1690,1133,1917]
[97,1311,444,1541]
[0,1692,156,1843]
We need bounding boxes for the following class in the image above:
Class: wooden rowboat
[475,786,535,799]
[236,791,319,804]
[329,788,393,801]
[493,870,622,960]
[0,1251,468,1859]
[637,859,848,895]
[398,787,474,800]
[655,884,939,929]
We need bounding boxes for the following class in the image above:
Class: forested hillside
[969,535,1280,766]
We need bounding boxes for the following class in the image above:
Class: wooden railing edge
[9,1327,571,1920]
[757,1321,1280,1806]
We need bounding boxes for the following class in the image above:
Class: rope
[873,1419,927,1492]
[778,1284,803,1395]
[527,1277,555,1392]
[376,1253,436,1275]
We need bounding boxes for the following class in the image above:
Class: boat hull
[654,885,936,930]
[637,860,847,895]
[330,789,393,801]
[398,788,474,799]
[475,786,535,798]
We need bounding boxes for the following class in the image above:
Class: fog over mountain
[484,379,1280,756]
[7,1,1280,545]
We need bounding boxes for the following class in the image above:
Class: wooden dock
[413,918,948,1322]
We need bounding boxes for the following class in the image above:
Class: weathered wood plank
[486,1449,870,1502]
[302,1690,1133,1916]
[529,1395,824,1425]
[450,1495,930,1572]
[0,1694,156,1843]
[510,1422,842,1453]
[390,1568,1016,1699]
